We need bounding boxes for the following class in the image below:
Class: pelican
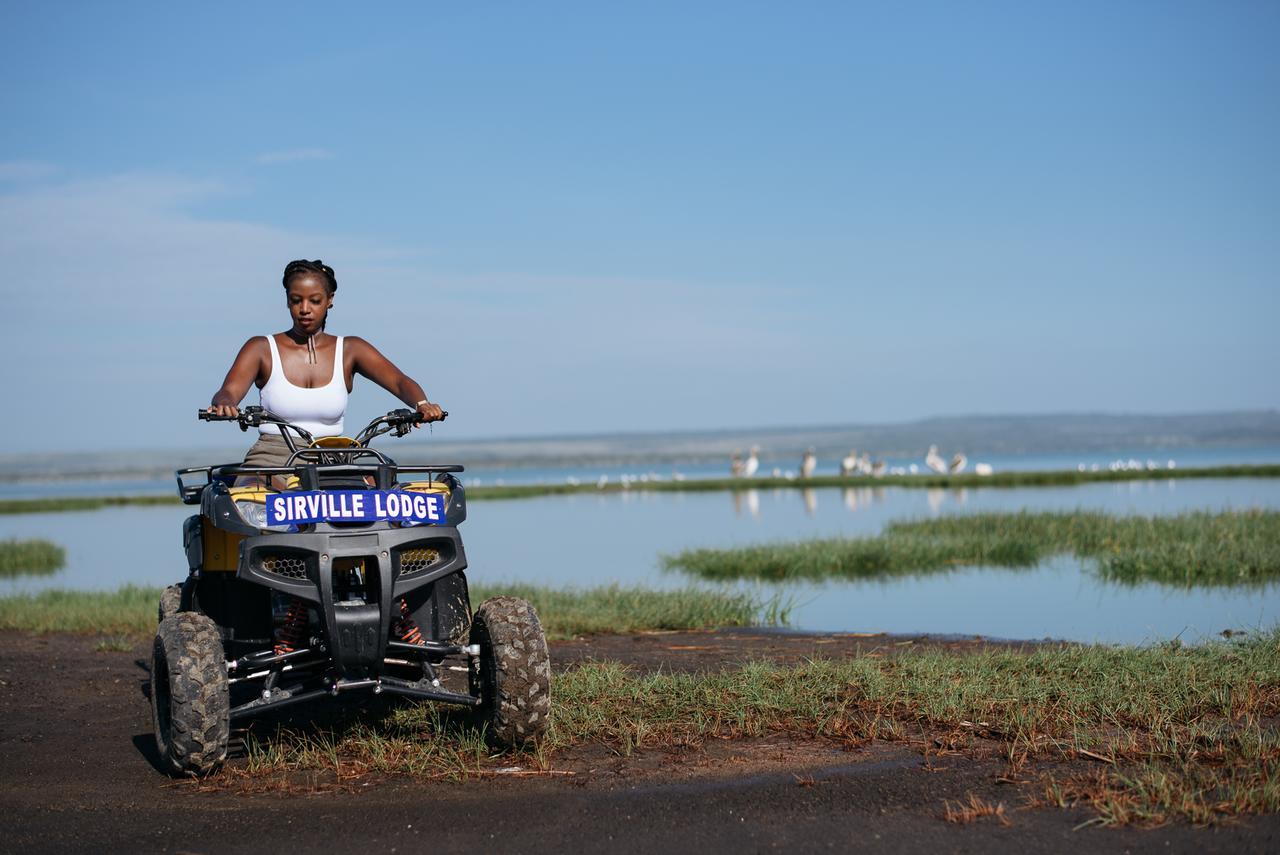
[800,448,817,479]
[858,452,872,475]
[871,460,886,478]
[730,451,745,478]
[743,446,760,478]
[840,450,858,477]
[925,445,947,474]
[974,463,993,476]
[949,453,967,474]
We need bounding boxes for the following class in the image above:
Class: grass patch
[0,494,180,515]
[470,583,780,639]
[0,583,775,639]
[2,464,1278,515]
[0,538,66,577]
[0,584,161,635]
[239,630,1280,825]
[662,509,1280,587]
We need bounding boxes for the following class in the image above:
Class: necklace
[288,330,320,365]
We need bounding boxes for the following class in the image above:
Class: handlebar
[197,406,448,447]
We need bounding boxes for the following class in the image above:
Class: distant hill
[1,411,1277,482]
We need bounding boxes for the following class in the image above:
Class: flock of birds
[729,444,993,480]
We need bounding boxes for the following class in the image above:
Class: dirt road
[2,630,1276,854]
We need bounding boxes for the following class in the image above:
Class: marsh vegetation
[0,538,65,577]
[663,509,1280,587]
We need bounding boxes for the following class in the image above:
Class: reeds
[0,538,66,577]
[663,509,1280,587]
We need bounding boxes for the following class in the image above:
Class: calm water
[3,478,1278,644]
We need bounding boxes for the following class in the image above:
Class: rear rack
[175,461,466,504]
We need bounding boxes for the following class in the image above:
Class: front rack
[175,461,466,504]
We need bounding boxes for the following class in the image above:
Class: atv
[152,405,550,776]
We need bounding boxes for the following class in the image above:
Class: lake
[3,476,1278,644]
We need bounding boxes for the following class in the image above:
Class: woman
[207,259,445,469]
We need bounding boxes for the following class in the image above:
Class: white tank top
[259,334,348,438]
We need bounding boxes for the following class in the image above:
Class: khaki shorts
[242,434,295,469]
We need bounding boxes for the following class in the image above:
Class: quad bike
[152,405,550,776]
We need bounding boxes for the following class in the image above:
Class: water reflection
[731,489,762,520]
[3,478,1280,643]
[802,489,817,517]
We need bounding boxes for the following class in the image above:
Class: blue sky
[1,1,1277,452]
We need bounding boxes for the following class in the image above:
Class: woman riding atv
[207,259,446,470]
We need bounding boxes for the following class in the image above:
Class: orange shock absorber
[275,598,309,655]
[395,598,424,645]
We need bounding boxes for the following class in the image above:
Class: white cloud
[0,168,813,450]
[254,148,334,165]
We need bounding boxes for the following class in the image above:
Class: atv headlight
[234,500,292,532]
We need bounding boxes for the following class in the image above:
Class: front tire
[469,597,551,748]
[157,583,183,623]
[151,613,230,776]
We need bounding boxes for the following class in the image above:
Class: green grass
[238,630,1280,825]
[0,583,775,639]
[470,583,782,639]
[0,584,161,635]
[2,464,1278,515]
[0,494,181,515]
[0,538,66,577]
[663,509,1280,587]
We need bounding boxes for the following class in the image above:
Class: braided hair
[282,259,338,331]
[283,259,337,294]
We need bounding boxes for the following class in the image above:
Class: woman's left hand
[415,400,445,426]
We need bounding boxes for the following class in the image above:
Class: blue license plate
[266,490,446,526]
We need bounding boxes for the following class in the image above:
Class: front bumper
[236,525,467,677]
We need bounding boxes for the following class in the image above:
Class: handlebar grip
[198,409,237,421]
[410,410,448,423]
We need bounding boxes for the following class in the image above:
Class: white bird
[743,446,760,478]
[925,445,947,474]
[730,451,745,478]
[841,450,858,477]
[949,453,967,474]
[858,452,873,475]
[800,448,817,479]
[871,460,886,478]
[974,463,993,476]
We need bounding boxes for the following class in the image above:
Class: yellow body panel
[202,517,244,572]
[312,436,360,448]
[228,485,269,502]
[402,480,451,499]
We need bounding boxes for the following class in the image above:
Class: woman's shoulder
[342,335,374,353]
[236,336,272,355]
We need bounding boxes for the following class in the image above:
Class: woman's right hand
[208,403,240,419]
